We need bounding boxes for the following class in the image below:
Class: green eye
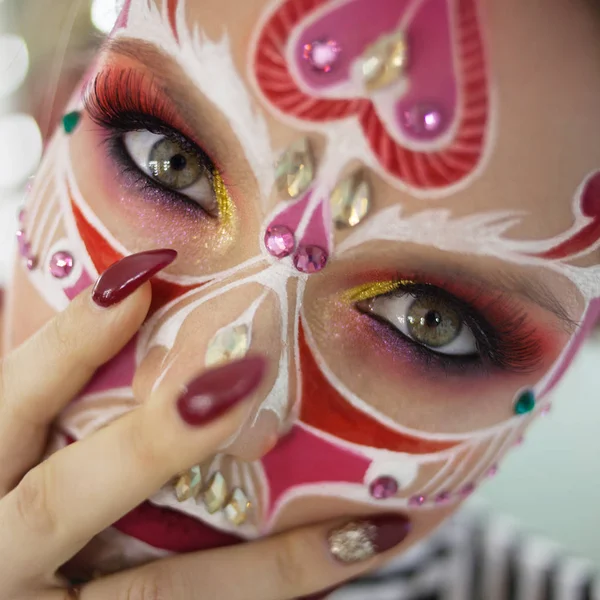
[148,138,203,190]
[406,296,462,348]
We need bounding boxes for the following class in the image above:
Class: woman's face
[5,0,600,577]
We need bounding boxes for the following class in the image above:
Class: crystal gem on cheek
[49,251,75,279]
[293,245,328,273]
[369,476,399,499]
[264,225,296,258]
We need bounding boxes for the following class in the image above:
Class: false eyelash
[83,66,217,214]
[383,279,544,374]
[84,67,213,165]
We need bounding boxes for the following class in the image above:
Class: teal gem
[514,389,536,415]
[62,111,81,134]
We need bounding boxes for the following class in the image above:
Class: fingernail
[92,249,177,308]
[177,356,267,426]
[327,514,411,564]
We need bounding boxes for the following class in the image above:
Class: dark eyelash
[365,280,543,375]
[83,68,216,212]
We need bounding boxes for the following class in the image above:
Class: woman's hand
[0,250,410,600]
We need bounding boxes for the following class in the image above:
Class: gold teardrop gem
[361,31,408,92]
[205,324,250,368]
[174,465,203,502]
[224,488,252,525]
[203,472,228,514]
[275,137,315,199]
[331,171,371,228]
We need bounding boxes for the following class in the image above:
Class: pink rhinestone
[264,225,295,258]
[459,483,476,497]
[49,251,74,279]
[26,256,37,271]
[294,245,328,274]
[435,491,451,504]
[18,208,26,224]
[487,464,499,478]
[404,104,444,137]
[369,476,399,500]
[16,230,28,256]
[409,494,426,507]
[303,39,340,73]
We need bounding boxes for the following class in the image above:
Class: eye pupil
[170,153,187,171]
[424,310,442,328]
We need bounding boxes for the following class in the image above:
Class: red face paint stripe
[70,198,196,314]
[167,0,179,41]
[298,323,461,453]
[534,172,600,260]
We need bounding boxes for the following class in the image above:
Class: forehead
[156,0,600,228]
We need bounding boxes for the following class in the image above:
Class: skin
[0,0,599,597]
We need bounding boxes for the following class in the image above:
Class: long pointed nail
[328,515,411,563]
[92,249,177,308]
[177,356,267,427]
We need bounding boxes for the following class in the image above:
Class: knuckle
[13,464,58,538]
[120,567,174,600]
[273,533,313,593]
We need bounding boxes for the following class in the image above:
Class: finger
[0,355,267,583]
[0,249,177,492]
[79,513,412,600]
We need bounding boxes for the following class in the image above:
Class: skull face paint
[5,0,600,578]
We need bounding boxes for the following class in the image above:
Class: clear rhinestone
[361,30,408,91]
[331,172,371,228]
[203,472,228,514]
[224,488,251,525]
[174,465,202,502]
[328,521,377,563]
[205,325,250,368]
[275,138,314,199]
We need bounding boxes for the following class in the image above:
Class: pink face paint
[253,0,492,194]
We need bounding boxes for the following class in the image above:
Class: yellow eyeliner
[343,279,416,304]
[213,169,235,229]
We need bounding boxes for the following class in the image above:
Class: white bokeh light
[0,114,42,189]
[91,0,120,34]
[0,34,29,99]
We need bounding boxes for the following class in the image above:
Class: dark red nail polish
[177,356,267,426]
[92,249,177,308]
[370,514,412,553]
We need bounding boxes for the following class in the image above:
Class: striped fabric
[330,507,598,600]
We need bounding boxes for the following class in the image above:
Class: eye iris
[406,297,461,348]
[148,138,202,189]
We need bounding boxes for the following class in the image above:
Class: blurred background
[0,0,599,568]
